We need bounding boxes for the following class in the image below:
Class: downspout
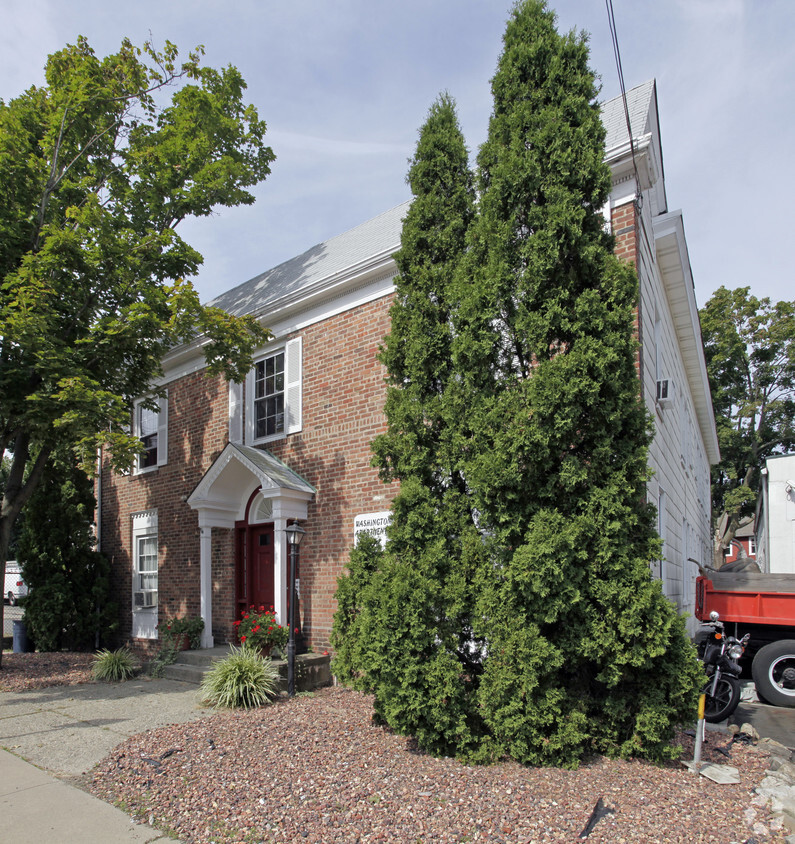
[758,467,769,573]
[95,446,103,649]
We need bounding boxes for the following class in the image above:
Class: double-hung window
[131,510,158,637]
[254,352,285,439]
[133,392,168,471]
[136,534,158,592]
[244,338,302,445]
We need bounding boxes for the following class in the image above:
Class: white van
[4,561,28,605]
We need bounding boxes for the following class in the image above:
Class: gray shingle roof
[211,81,657,319]
[230,444,316,494]
[601,79,655,152]
[209,202,409,318]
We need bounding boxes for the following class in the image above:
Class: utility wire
[605,0,643,209]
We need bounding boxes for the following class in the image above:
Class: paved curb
[0,749,178,843]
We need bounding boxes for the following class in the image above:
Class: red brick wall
[611,202,637,266]
[101,371,229,647]
[611,201,643,379]
[102,294,398,653]
[267,296,399,650]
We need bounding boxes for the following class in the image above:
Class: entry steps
[162,645,332,693]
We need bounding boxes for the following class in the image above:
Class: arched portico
[187,443,315,647]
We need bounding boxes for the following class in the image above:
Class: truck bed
[696,571,795,626]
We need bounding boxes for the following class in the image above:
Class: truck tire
[752,640,795,708]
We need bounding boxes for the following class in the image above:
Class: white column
[199,526,214,648]
[273,517,287,625]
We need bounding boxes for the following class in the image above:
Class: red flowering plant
[233,605,289,654]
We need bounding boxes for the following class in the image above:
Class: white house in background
[603,80,720,630]
[756,454,795,574]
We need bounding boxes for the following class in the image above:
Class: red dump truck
[696,571,795,708]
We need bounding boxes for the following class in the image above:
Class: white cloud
[1,0,793,305]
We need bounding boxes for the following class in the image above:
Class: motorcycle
[695,610,750,723]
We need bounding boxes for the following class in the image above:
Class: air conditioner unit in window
[133,590,158,609]
[656,378,674,405]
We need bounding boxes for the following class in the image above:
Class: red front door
[249,524,275,611]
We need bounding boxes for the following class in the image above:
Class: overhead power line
[605,0,643,208]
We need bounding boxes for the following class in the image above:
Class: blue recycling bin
[12,619,34,653]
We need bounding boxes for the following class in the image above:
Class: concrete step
[163,662,210,684]
[162,647,332,693]
[170,645,232,667]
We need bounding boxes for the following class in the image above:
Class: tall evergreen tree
[458,0,700,766]
[333,95,487,756]
[17,450,117,651]
[334,1,702,767]
[372,92,474,490]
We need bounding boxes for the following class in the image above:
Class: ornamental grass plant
[92,647,138,682]
[200,644,280,709]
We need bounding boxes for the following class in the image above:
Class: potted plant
[159,615,204,650]
[234,605,288,657]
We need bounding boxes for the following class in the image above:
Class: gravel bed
[1,653,787,842]
[0,650,95,691]
[87,686,788,844]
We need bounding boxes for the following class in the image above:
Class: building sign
[353,511,392,548]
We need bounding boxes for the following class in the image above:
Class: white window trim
[245,337,302,446]
[131,510,158,639]
[132,392,168,473]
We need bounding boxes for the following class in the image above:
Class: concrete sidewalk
[0,676,212,843]
[0,748,174,843]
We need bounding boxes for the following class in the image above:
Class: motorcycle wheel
[701,675,741,723]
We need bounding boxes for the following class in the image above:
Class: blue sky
[2,0,792,307]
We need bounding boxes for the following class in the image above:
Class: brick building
[99,80,719,651]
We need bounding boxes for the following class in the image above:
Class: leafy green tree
[335,0,702,767]
[17,450,117,651]
[699,286,795,565]
[0,37,273,663]
[0,455,21,559]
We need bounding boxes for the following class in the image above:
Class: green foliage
[334,0,702,767]
[337,93,487,758]
[330,532,384,690]
[0,455,21,557]
[372,91,475,490]
[16,449,117,652]
[159,615,204,649]
[200,644,280,709]
[0,35,273,592]
[147,640,180,678]
[699,286,795,562]
[92,647,138,682]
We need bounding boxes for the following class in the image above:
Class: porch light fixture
[285,522,305,697]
